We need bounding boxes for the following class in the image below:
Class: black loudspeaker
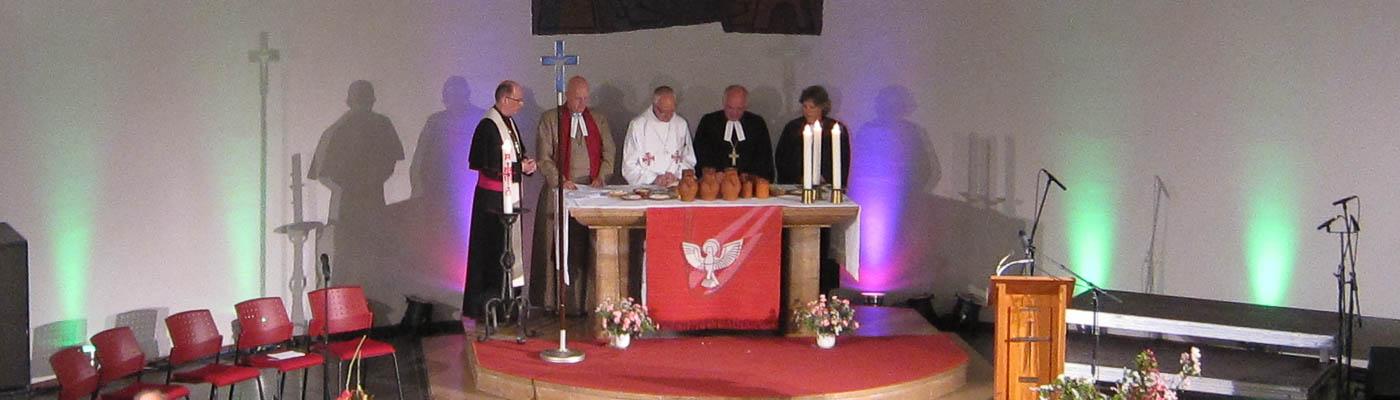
[1369,347,1400,399]
[0,223,29,392]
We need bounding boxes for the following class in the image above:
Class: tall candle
[502,143,516,215]
[802,123,813,190]
[832,123,843,190]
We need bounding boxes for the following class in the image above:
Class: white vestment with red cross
[622,106,695,185]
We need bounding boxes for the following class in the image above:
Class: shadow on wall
[30,319,87,378]
[391,76,484,323]
[112,308,164,360]
[848,85,1022,310]
[327,78,553,324]
[309,80,405,326]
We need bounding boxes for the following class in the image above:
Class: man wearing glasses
[464,80,537,318]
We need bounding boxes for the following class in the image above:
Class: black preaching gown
[773,116,851,294]
[692,110,774,181]
[464,110,527,318]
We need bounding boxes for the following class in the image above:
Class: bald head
[494,80,523,117]
[652,86,676,122]
[565,76,590,113]
[723,85,748,121]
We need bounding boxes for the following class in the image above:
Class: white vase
[816,333,836,349]
[611,333,632,349]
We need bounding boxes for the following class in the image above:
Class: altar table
[562,185,860,337]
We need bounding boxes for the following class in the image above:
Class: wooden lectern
[991,275,1075,400]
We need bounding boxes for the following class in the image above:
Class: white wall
[4,1,1400,375]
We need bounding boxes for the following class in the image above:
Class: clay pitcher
[678,169,699,202]
[699,169,721,200]
[721,168,742,201]
[754,177,772,199]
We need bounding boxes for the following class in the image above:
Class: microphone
[1317,215,1342,231]
[1332,195,1359,206]
[1042,169,1067,191]
[1349,215,1360,232]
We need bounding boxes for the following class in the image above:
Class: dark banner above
[532,0,823,35]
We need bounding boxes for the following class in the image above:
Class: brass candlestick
[831,188,845,204]
[802,188,817,204]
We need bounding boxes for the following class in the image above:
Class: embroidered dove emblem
[682,238,744,289]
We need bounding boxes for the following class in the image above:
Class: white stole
[485,107,525,287]
[485,107,522,213]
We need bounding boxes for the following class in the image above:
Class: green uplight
[1243,148,1297,306]
[1062,138,1118,295]
[193,17,262,297]
[31,60,101,321]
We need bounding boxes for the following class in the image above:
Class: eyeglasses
[506,96,524,104]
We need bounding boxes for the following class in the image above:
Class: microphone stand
[319,254,332,400]
[1322,196,1361,399]
[1043,259,1121,378]
[1024,169,1066,276]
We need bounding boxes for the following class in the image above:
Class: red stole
[558,109,603,180]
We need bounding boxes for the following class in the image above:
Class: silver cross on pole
[538,39,585,365]
[541,40,579,107]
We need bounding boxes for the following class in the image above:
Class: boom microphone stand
[1043,258,1121,378]
[1320,195,1361,399]
[1021,168,1067,275]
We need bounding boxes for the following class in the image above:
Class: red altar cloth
[644,206,782,330]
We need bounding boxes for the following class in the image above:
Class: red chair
[164,310,264,400]
[308,286,403,400]
[49,347,99,400]
[234,297,324,400]
[91,327,191,400]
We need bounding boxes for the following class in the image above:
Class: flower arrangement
[793,294,860,336]
[594,297,658,337]
[1034,347,1202,400]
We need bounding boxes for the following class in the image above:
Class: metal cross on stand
[248,31,280,296]
[538,39,585,365]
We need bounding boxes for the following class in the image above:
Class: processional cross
[541,41,579,105]
[538,39,585,364]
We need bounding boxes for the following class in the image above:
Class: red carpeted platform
[471,334,969,399]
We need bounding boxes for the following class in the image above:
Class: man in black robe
[692,85,774,180]
[464,80,537,318]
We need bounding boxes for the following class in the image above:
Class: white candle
[558,329,567,350]
[832,123,843,190]
[802,123,813,190]
[502,143,515,215]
